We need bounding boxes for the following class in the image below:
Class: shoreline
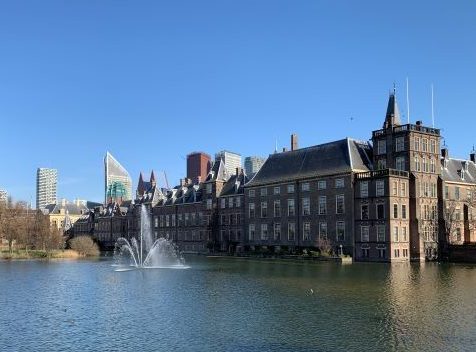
[0,249,95,261]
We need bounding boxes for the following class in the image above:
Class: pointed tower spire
[383,85,402,129]
[137,172,145,197]
[150,170,156,187]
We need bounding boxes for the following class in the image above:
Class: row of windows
[248,221,346,242]
[421,204,438,220]
[249,195,345,218]
[219,229,242,242]
[360,180,407,198]
[220,197,242,209]
[444,185,475,201]
[155,213,211,228]
[360,225,408,242]
[248,178,345,197]
[220,213,243,226]
[414,156,437,173]
[377,137,438,155]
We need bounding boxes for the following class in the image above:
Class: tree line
[0,200,64,255]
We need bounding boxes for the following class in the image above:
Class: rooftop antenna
[431,84,435,128]
[275,138,278,153]
[406,77,410,123]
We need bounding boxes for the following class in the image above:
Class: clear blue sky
[1,1,475,204]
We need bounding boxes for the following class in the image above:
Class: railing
[355,168,409,179]
[372,123,440,138]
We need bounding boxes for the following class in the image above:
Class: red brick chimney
[291,133,298,151]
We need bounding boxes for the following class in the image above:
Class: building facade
[104,151,133,205]
[187,152,211,184]
[36,168,57,211]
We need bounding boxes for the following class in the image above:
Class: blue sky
[1,1,475,204]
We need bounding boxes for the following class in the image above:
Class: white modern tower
[104,151,133,204]
[36,168,57,210]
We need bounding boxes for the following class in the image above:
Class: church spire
[383,85,402,129]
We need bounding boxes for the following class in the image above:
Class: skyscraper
[215,150,241,178]
[244,156,267,177]
[36,168,57,210]
[104,151,132,204]
[187,152,211,184]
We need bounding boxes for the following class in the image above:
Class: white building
[104,151,133,204]
[36,168,57,210]
[215,150,242,178]
[0,189,8,204]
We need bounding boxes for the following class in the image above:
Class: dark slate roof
[205,158,227,182]
[220,172,249,196]
[246,138,372,187]
[383,91,401,128]
[43,202,89,216]
[441,157,476,184]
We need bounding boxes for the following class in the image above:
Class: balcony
[355,168,409,179]
[372,124,440,138]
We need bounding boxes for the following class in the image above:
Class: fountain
[114,204,190,270]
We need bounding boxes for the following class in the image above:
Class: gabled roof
[43,202,89,216]
[220,172,249,196]
[245,138,372,187]
[205,158,227,182]
[441,157,476,184]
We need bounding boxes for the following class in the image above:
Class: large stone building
[74,88,476,262]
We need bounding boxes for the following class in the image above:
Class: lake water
[1,257,475,352]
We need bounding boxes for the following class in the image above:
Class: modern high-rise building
[0,189,8,205]
[187,152,211,184]
[215,150,241,178]
[36,168,57,210]
[244,156,267,177]
[104,151,133,204]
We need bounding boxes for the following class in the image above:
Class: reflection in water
[1,258,476,352]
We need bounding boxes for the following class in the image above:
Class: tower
[36,168,57,211]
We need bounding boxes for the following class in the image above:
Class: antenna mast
[431,84,435,128]
[406,77,410,123]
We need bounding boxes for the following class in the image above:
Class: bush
[68,236,100,257]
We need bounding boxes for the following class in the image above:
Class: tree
[0,202,27,253]
[316,236,332,256]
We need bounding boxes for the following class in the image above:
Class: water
[1,258,476,352]
[114,204,188,269]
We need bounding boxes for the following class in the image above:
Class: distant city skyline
[1,1,475,202]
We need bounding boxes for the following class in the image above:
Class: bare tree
[315,236,332,256]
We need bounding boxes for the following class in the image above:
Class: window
[393,227,399,242]
[302,198,310,215]
[333,194,345,215]
[154,216,158,228]
[172,214,176,227]
[165,215,170,227]
[319,196,327,215]
[393,204,399,219]
[377,159,387,170]
[177,214,182,226]
[184,213,189,226]
[430,158,436,173]
[261,224,268,240]
[273,186,280,195]
[415,137,420,151]
[288,222,296,241]
[249,203,255,218]
[403,249,408,257]
[445,186,449,199]
[378,140,386,155]
[319,222,327,239]
[376,180,385,196]
[236,197,241,208]
[392,181,398,196]
[430,139,436,153]
[422,138,428,152]
[249,224,255,240]
[400,182,406,197]
[378,248,386,259]
[301,182,310,191]
[228,197,234,208]
[287,184,295,193]
[260,188,267,196]
[287,199,295,216]
[274,200,281,217]
[455,187,460,200]
[336,221,345,241]
[206,183,212,194]
[335,178,344,188]
[402,204,407,219]
[377,204,385,219]
[303,222,311,241]
[455,207,461,221]
[318,180,327,190]
[221,198,226,209]
[249,189,255,197]
[206,199,212,210]
[396,137,405,152]
[261,202,268,218]
[361,226,370,242]
[402,227,407,241]
[360,181,368,198]
[377,225,386,242]
[394,249,400,258]
[415,156,421,172]
[361,204,369,220]
[456,228,462,242]
[274,223,281,240]
[396,156,405,171]
[362,248,370,258]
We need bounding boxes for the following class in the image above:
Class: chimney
[470,151,476,163]
[416,120,422,126]
[441,147,449,160]
[282,147,287,152]
[291,133,298,151]
[236,167,240,176]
